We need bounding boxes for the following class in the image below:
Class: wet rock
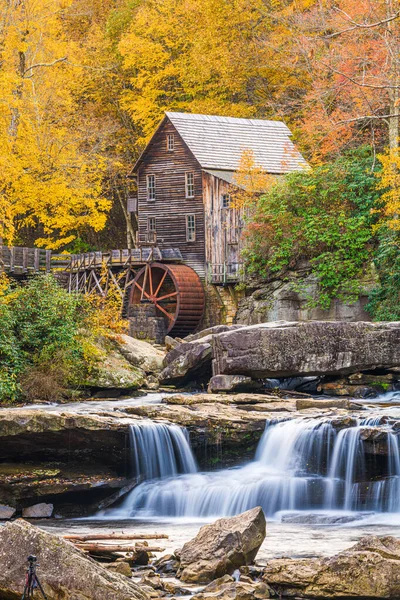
[184,325,245,342]
[212,321,400,379]
[192,575,270,600]
[114,335,165,374]
[160,340,212,385]
[263,535,400,598]
[0,519,149,599]
[22,502,53,518]
[0,504,15,519]
[153,553,180,574]
[208,375,262,393]
[177,507,266,583]
[280,512,363,525]
[105,561,133,577]
[296,398,351,410]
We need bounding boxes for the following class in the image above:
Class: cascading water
[108,416,400,520]
[129,422,197,480]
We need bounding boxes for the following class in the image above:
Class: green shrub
[242,147,380,308]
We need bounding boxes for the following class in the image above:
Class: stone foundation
[129,305,166,344]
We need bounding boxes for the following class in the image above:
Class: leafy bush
[0,275,89,403]
[366,227,400,321]
[242,147,380,308]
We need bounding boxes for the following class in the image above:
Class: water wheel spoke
[149,264,154,297]
[133,280,151,301]
[156,291,178,302]
[154,302,175,321]
[154,271,167,297]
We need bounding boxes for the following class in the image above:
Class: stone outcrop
[114,335,165,373]
[263,535,400,598]
[159,340,212,385]
[208,375,262,393]
[235,269,374,325]
[0,520,149,600]
[192,575,270,600]
[177,507,266,583]
[212,321,400,379]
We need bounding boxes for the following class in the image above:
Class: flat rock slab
[178,507,266,583]
[22,502,53,518]
[0,520,149,600]
[263,535,400,598]
[212,321,400,378]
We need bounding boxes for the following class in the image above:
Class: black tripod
[21,555,48,600]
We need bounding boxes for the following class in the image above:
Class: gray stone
[296,398,351,410]
[22,502,54,518]
[0,520,149,599]
[212,321,400,379]
[192,575,270,599]
[159,341,212,385]
[263,535,400,598]
[208,374,262,393]
[0,504,15,519]
[114,334,165,373]
[178,507,266,583]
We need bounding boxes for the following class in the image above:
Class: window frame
[146,174,156,201]
[147,217,156,232]
[185,172,195,199]
[186,214,196,242]
[167,134,175,152]
[221,193,231,209]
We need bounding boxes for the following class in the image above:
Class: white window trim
[221,193,231,209]
[185,172,195,199]
[147,217,156,231]
[167,134,174,151]
[146,174,156,201]
[186,214,196,242]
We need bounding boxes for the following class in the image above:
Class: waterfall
[107,417,400,520]
[129,422,197,480]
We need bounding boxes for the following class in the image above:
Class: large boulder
[22,502,53,518]
[113,335,165,373]
[159,340,212,385]
[263,535,400,598]
[212,321,400,379]
[177,507,266,583]
[0,519,149,600]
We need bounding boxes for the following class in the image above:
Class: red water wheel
[129,263,205,337]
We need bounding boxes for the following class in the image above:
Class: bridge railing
[0,246,51,274]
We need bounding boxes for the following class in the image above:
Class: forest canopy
[1,0,400,314]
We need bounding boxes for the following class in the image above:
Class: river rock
[192,575,270,600]
[0,504,15,519]
[263,535,400,598]
[296,398,351,410]
[212,321,400,379]
[0,520,149,600]
[22,502,53,518]
[114,335,165,373]
[208,374,262,393]
[177,507,266,583]
[159,340,212,384]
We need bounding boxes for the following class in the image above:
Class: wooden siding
[136,121,206,278]
[203,172,244,282]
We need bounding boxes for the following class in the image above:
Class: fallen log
[75,544,165,553]
[64,533,168,542]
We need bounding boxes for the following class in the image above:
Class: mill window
[167,134,175,151]
[147,217,156,232]
[221,193,231,209]
[186,214,196,242]
[146,174,156,201]
[185,172,195,198]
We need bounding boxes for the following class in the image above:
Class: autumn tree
[0,0,113,249]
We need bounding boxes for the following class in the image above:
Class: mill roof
[164,112,308,174]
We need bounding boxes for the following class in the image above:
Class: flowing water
[105,416,400,520]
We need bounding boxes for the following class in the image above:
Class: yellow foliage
[231,150,275,209]
[85,261,128,335]
[0,0,112,248]
[376,149,400,230]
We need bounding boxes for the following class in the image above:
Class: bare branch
[23,57,67,76]
[323,9,400,39]
[318,62,400,90]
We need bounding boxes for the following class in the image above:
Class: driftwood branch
[74,544,165,553]
[64,533,168,541]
